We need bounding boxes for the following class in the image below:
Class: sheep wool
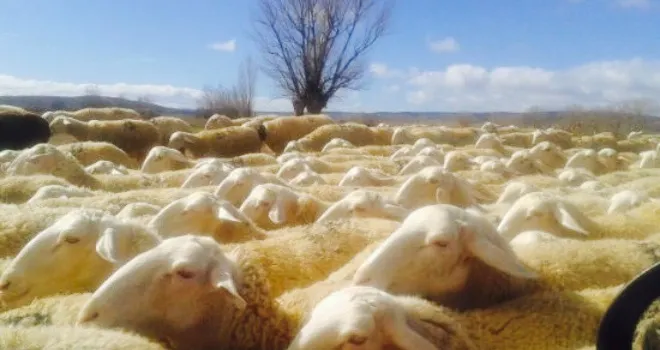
[262,114,335,154]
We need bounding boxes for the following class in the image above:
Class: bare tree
[253,0,392,115]
[196,57,257,119]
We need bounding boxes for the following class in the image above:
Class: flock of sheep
[0,104,660,349]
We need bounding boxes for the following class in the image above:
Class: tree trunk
[305,95,328,114]
[292,98,305,116]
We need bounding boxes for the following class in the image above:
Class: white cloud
[208,39,236,52]
[369,63,390,77]
[401,58,660,113]
[428,37,460,54]
[617,0,652,8]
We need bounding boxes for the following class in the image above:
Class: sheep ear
[383,314,437,350]
[268,197,288,225]
[553,203,589,235]
[435,188,448,203]
[460,222,537,279]
[216,205,243,223]
[208,264,247,310]
[96,228,128,264]
[62,118,72,126]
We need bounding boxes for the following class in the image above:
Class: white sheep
[627,130,644,141]
[442,151,475,172]
[115,202,163,220]
[338,166,397,187]
[140,146,194,174]
[84,160,129,175]
[495,181,540,205]
[508,230,565,248]
[277,158,318,180]
[474,133,507,155]
[351,204,537,310]
[505,150,550,175]
[389,145,415,160]
[481,121,499,134]
[0,209,160,309]
[637,150,660,169]
[316,190,409,224]
[557,168,596,187]
[214,167,291,207]
[180,162,231,189]
[393,166,482,210]
[321,138,355,152]
[239,183,329,229]
[26,185,96,204]
[528,141,566,169]
[283,140,304,153]
[597,148,620,173]
[289,169,327,186]
[565,149,602,174]
[415,146,445,163]
[287,285,450,350]
[607,189,654,214]
[398,155,442,175]
[147,191,266,243]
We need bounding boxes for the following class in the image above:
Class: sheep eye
[176,269,195,279]
[432,241,449,248]
[64,236,80,244]
[348,335,367,345]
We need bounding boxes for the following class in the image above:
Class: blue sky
[0,0,659,113]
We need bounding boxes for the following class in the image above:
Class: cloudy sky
[0,0,659,114]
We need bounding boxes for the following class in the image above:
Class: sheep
[442,150,475,172]
[148,116,194,145]
[3,143,101,189]
[0,149,20,164]
[637,150,660,169]
[56,141,138,169]
[392,126,477,147]
[316,190,409,224]
[531,128,573,149]
[505,150,551,175]
[0,325,167,349]
[115,202,162,220]
[474,133,509,155]
[180,162,231,189]
[26,184,96,204]
[393,166,486,210]
[73,234,607,350]
[295,123,391,151]
[416,146,446,163]
[0,110,51,151]
[49,116,160,162]
[214,167,291,207]
[481,121,498,134]
[557,168,596,186]
[140,146,194,174]
[283,140,304,153]
[262,114,335,153]
[497,191,660,241]
[146,191,266,243]
[74,223,401,349]
[0,209,160,309]
[69,107,142,121]
[320,138,355,153]
[168,126,264,159]
[351,204,656,312]
[398,155,442,175]
[508,230,565,248]
[84,160,130,175]
[495,181,540,205]
[597,148,621,173]
[527,141,566,169]
[289,169,327,186]
[204,114,233,130]
[627,130,644,141]
[337,166,397,187]
[287,285,477,350]
[606,189,655,214]
[292,285,609,350]
[499,131,533,148]
[239,184,330,230]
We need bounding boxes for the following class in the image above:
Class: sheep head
[352,204,536,301]
[76,235,246,349]
[0,209,159,308]
[317,190,409,224]
[497,192,591,240]
[239,184,300,226]
[288,286,440,350]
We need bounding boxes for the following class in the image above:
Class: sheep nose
[78,311,100,324]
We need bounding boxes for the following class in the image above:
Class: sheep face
[474,133,501,149]
[277,151,304,164]
[398,156,441,176]
[394,167,452,209]
[352,204,535,299]
[141,146,191,174]
[322,138,354,153]
[277,158,313,180]
[416,146,445,163]
[288,286,439,350]
[283,140,303,153]
[497,193,590,240]
[0,210,144,307]
[412,138,435,152]
[85,160,129,175]
[167,132,195,154]
[239,184,299,227]
[339,167,389,187]
[147,192,247,240]
[290,170,326,186]
[76,235,246,347]
[180,163,230,189]
[495,182,539,205]
[49,116,80,134]
[214,168,269,206]
[506,151,540,175]
[442,151,473,172]
[390,145,413,160]
[317,190,409,224]
[529,141,566,168]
